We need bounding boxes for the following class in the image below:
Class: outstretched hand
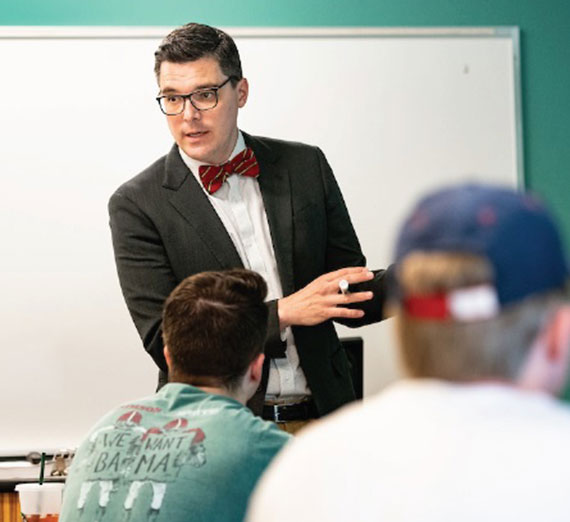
[277,267,375,329]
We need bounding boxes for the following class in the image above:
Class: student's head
[154,23,248,165]
[392,184,570,393]
[162,269,268,397]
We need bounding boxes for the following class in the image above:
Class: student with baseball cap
[248,183,570,522]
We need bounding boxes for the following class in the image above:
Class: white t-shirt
[248,379,570,522]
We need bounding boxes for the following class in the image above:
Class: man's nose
[182,99,200,121]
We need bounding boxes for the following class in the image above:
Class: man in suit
[109,23,389,429]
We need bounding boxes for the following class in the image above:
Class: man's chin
[179,143,215,164]
[178,134,234,165]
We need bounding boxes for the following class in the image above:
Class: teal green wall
[2,0,569,247]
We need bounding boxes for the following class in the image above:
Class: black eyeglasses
[156,76,236,115]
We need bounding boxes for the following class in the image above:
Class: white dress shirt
[178,132,310,400]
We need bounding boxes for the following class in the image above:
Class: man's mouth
[186,131,208,138]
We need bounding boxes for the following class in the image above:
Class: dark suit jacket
[109,133,389,416]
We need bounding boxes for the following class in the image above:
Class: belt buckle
[273,404,282,423]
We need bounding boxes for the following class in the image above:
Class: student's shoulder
[89,394,161,432]
[229,403,291,448]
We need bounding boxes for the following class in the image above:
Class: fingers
[325,306,366,320]
[343,270,374,285]
[322,266,373,283]
[327,290,374,306]
[324,271,374,295]
[278,267,375,328]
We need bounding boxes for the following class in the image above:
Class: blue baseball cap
[395,184,568,310]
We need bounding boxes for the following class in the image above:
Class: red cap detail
[404,294,449,320]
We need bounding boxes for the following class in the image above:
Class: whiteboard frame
[0,26,523,457]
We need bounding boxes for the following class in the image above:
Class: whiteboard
[0,26,522,456]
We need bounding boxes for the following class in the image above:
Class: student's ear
[517,305,570,394]
[521,305,570,395]
[543,306,570,364]
[250,353,265,384]
[164,345,172,371]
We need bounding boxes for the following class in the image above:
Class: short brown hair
[162,269,268,389]
[154,23,242,84]
[395,252,561,381]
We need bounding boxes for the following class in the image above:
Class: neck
[197,385,248,405]
[167,367,251,405]
[211,127,240,165]
[168,378,247,405]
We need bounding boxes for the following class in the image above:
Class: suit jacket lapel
[162,145,243,269]
[245,133,295,296]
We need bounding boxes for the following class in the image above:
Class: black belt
[262,399,318,423]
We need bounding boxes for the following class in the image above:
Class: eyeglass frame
[156,76,238,115]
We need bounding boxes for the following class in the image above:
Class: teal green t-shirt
[60,383,291,522]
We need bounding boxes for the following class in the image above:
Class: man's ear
[237,77,249,108]
[249,353,265,384]
[164,345,172,371]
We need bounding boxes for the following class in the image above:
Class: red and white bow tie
[198,147,259,195]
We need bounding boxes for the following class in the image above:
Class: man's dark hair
[162,269,268,389]
[154,23,243,85]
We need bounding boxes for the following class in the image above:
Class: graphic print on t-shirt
[74,410,207,521]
